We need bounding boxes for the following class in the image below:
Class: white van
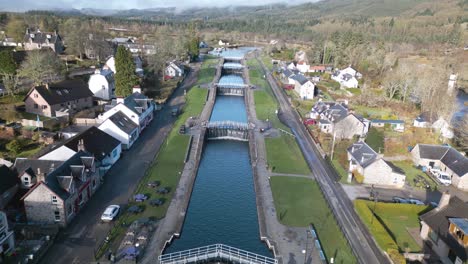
[437,173,451,186]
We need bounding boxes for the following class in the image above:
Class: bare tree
[454,116,468,152]
[2,74,19,95]
[18,50,64,85]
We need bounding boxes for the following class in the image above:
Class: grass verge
[270,176,357,264]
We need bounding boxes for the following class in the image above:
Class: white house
[370,119,405,132]
[88,68,115,101]
[347,141,406,187]
[98,111,139,150]
[0,211,15,257]
[165,61,184,78]
[98,87,155,134]
[331,66,360,88]
[39,127,122,173]
[291,74,315,100]
[432,118,454,139]
[104,56,142,77]
[296,61,310,74]
[218,39,230,46]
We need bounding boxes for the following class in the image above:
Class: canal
[166,50,271,256]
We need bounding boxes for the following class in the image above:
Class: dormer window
[29,33,34,38]
[448,218,468,247]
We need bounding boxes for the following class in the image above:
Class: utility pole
[370,191,379,226]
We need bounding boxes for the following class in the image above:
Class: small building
[0,165,19,209]
[309,65,326,73]
[98,111,139,150]
[411,144,468,190]
[24,80,94,117]
[199,41,209,48]
[296,61,310,74]
[39,126,122,173]
[432,118,454,139]
[218,39,230,46]
[0,211,15,258]
[1,37,21,47]
[413,112,454,139]
[21,152,99,227]
[23,29,63,53]
[98,88,155,134]
[370,119,405,132]
[88,68,115,101]
[420,192,468,264]
[165,61,184,78]
[347,141,406,187]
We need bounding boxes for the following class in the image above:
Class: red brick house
[24,80,94,117]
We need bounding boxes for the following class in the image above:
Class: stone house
[347,141,406,187]
[21,152,99,227]
[420,192,468,263]
[24,80,94,117]
[39,126,122,174]
[0,165,19,209]
[291,74,315,100]
[88,68,115,101]
[98,111,139,150]
[98,87,155,134]
[411,144,468,190]
[23,29,63,53]
[0,211,15,258]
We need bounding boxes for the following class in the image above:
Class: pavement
[256,53,391,264]
[39,62,200,264]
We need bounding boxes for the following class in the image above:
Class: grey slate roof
[62,127,120,162]
[107,92,153,117]
[26,80,94,106]
[371,119,404,124]
[384,160,405,175]
[24,30,61,44]
[14,158,64,178]
[291,74,309,85]
[108,111,139,135]
[347,142,378,168]
[440,148,468,177]
[323,104,349,123]
[0,165,19,194]
[417,144,450,160]
[420,196,468,261]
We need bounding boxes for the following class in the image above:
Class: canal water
[166,49,271,256]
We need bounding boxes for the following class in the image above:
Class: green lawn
[98,87,208,259]
[196,56,219,85]
[270,177,357,264]
[354,200,430,253]
[392,161,437,189]
[365,127,385,153]
[265,136,310,175]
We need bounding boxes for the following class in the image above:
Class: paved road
[39,63,200,264]
[256,55,390,264]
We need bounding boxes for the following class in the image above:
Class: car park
[101,205,120,222]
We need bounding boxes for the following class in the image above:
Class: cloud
[0,0,315,12]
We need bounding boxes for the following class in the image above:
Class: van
[437,173,451,186]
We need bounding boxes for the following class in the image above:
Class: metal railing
[207,120,249,130]
[159,244,277,264]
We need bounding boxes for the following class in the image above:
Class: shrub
[387,248,406,264]
[6,139,23,154]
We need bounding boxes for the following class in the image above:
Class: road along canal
[165,48,272,257]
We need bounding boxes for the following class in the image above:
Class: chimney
[116,97,125,104]
[26,28,30,34]
[54,30,57,36]
[45,83,49,89]
[437,191,451,210]
[77,139,85,152]
[132,86,142,94]
[94,69,101,75]
[36,168,45,183]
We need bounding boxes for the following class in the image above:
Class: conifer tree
[115,46,139,97]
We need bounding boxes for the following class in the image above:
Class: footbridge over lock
[159,244,277,264]
[205,121,250,141]
[215,74,249,96]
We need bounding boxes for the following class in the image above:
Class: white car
[101,205,120,222]
[408,199,425,205]
[437,173,452,186]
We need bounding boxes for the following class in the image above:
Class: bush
[353,170,365,183]
[6,139,23,154]
[387,248,406,264]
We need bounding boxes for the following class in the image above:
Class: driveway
[39,63,200,264]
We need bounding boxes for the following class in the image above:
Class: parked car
[437,173,452,186]
[408,199,425,205]
[392,196,410,204]
[303,119,317,125]
[101,205,120,222]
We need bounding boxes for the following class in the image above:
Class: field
[365,127,385,153]
[196,55,219,85]
[270,176,357,264]
[354,200,431,253]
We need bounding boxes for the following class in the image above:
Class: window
[54,211,60,221]
[42,105,48,109]
[34,103,38,109]
[34,93,39,98]
[429,229,439,244]
[51,195,58,204]
[112,149,118,158]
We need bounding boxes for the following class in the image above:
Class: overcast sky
[0,0,315,12]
